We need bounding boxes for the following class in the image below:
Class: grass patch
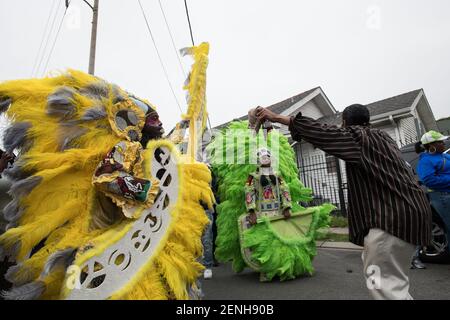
[316,232,349,242]
[330,215,348,228]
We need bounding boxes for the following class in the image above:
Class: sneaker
[411,257,426,269]
[203,268,212,279]
[259,273,270,282]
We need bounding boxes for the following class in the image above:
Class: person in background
[410,246,426,269]
[201,164,216,280]
[0,150,14,178]
[0,149,15,297]
[404,142,428,270]
[255,104,432,300]
[201,204,215,280]
[210,169,219,267]
[416,131,450,246]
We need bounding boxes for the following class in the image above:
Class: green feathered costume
[208,121,334,281]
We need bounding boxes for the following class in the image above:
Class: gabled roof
[264,87,320,115]
[318,89,423,125]
[365,89,422,116]
[437,117,450,133]
[215,87,320,129]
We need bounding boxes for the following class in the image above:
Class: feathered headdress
[0,43,214,299]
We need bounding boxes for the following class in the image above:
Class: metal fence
[294,129,450,216]
[297,153,348,216]
[296,138,419,216]
[398,136,419,148]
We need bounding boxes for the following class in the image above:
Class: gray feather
[59,126,87,150]
[2,160,28,181]
[11,242,20,258]
[185,92,191,104]
[6,221,18,231]
[0,97,12,113]
[80,82,109,99]
[4,263,33,286]
[184,72,191,87]
[80,106,107,121]
[3,122,32,154]
[3,199,23,223]
[42,248,76,276]
[0,223,4,234]
[1,241,20,261]
[47,87,76,120]
[48,87,75,104]
[112,85,125,103]
[179,47,192,57]
[60,106,106,127]
[1,281,46,300]
[8,176,42,198]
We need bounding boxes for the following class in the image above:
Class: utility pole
[88,0,99,75]
[66,0,99,74]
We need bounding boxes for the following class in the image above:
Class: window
[325,154,337,174]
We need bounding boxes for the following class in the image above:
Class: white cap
[420,130,449,145]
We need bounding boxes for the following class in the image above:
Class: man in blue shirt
[417,131,450,193]
[416,131,450,250]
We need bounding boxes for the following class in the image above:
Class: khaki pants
[362,228,415,300]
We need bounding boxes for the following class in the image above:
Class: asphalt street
[1,179,448,300]
[201,248,450,300]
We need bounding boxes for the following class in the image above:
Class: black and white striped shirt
[289,114,432,246]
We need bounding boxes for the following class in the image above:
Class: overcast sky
[1,0,449,131]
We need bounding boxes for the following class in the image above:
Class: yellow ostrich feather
[182,42,210,160]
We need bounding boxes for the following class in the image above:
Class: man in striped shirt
[255,104,432,300]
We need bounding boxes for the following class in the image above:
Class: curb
[316,241,363,250]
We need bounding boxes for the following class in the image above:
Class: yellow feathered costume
[0,43,213,300]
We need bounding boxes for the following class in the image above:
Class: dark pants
[201,209,214,268]
[429,191,450,243]
[0,258,13,299]
[212,205,218,260]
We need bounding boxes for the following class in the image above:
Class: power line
[31,0,58,77]
[42,4,70,75]
[184,0,195,46]
[35,0,63,76]
[137,0,183,114]
[157,0,186,78]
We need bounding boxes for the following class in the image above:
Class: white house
[216,87,439,213]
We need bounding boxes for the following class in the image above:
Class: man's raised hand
[255,106,291,125]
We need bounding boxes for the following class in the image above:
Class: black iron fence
[398,136,419,148]
[296,138,418,216]
[294,130,450,216]
[297,153,348,216]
